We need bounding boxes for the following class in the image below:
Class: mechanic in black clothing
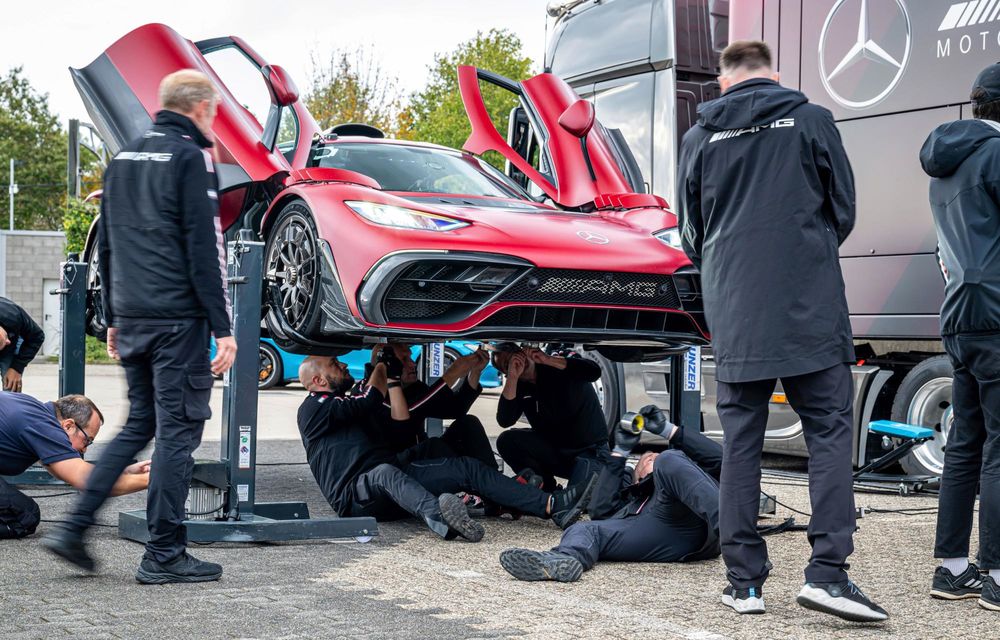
[676,41,886,621]
[0,296,45,393]
[500,407,721,583]
[43,70,236,584]
[920,63,1000,611]
[364,343,496,469]
[1,392,149,539]
[492,343,610,491]
[297,353,594,542]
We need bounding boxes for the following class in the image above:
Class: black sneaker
[549,473,598,530]
[499,548,583,582]
[930,563,983,600]
[981,575,1000,612]
[515,468,545,490]
[438,493,484,542]
[41,527,96,573]
[797,580,888,622]
[720,584,765,614]
[135,552,222,585]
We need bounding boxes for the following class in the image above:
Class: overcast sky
[1,0,551,122]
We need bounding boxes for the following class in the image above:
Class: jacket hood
[920,119,1000,178]
[696,78,809,131]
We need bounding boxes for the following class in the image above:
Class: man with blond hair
[44,69,236,585]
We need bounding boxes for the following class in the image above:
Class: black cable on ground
[773,497,812,518]
[24,491,78,498]
[40,518,116,528]
[256,462,309,466]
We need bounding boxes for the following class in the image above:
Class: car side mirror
[558,99,595,138]
[263,65,299,106]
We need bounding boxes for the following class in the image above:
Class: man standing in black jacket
[297,354,594,540]
[44,70,236,584]
[0,296,45,393]
[493,345,609,491]
[677,41,885,622]
[920,64,1000,612]
[499,410,720,583]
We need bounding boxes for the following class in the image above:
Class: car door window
[275,107,298,162]
[202,46,271,128]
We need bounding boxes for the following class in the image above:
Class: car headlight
[346,201,469,232]
[654,227,683,250]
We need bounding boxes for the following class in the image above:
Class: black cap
[972,62,1000,103]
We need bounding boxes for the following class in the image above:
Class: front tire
[83,230,108,341]
[892,355,954,476]
[580,350,622,439]
[264,201,322,338]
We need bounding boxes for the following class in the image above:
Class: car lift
[100,235,377,543]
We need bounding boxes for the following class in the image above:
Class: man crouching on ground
[297,353,595,541]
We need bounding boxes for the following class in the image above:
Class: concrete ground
[3,363,994,639]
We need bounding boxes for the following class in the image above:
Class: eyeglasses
[73,421,95,447]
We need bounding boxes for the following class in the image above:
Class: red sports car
[72,24,706,360]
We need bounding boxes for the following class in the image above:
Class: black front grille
[381,260,527,323]
[481,306,702,337]
[499,269,680,309]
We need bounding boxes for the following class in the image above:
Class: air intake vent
[382,260,527,323]
[499,269,680,308]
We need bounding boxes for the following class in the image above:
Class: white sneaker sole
[980,597,1000,612]
[721,593,765,614]
[797,585,888,622]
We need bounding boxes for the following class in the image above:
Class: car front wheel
[264,201,322,337]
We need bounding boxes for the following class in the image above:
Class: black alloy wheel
[265,202,322,335]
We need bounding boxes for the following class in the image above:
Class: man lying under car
[491,344,610,492]
[499,406,721,582]
[296,351,595,541]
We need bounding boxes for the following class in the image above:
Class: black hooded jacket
[677,78,856,383]
[98,111,232,337]
[0,297,44,373]
[919,119,1000,336]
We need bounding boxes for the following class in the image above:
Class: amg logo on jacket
[116,151,173,162]
[708,118,795,143]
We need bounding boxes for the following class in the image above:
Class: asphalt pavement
[2,363,994,639]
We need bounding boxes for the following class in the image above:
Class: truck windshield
[310,142,530,202]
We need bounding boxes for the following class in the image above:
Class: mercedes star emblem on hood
[577,230,610,245]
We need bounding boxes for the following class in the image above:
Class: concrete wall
[0,231,66,353]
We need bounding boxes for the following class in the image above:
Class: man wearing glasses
[0,392,150,540]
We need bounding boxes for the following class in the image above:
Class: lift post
[118,232,377,543]
[668,347,702,432]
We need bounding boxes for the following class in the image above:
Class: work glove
[613,412,643,456]
[378,349,404,380]
[637,404,672,436]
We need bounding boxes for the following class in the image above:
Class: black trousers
[344,453,550,524]
[497,428,606,491]
[0,476,40,539]
[440,415,497,470]
[65,319,212,563]
[717,363,856,588]
[936,334,1000,569]
[556,446,719,570]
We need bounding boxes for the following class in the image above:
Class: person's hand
[638,405,671,436]
[0,325,9,351]
[211,336,237,375]
[446,352,478,378]
[124,460,152,475]
[469,348,489,373]
[106,327,120,361]
[378,349,404,380]
[613,413,643,455]
[370,343,385,365]
[3,369,22,393]
[507,353,527,380]
[523,346,559,368]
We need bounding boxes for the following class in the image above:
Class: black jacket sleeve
[677,129,706,269]
[558,357,601,382]
[97,167,114,326]
[497,393,524,428]
[177,148,232,338]
[812,110,856,245]
[0,297,44,373]
[300,387,386,440]
[587,455,633,520]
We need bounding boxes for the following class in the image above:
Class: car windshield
[310,142,532,203]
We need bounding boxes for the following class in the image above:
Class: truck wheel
[891,355,954,477]
[581,351,622,438]
[258,342,284,390]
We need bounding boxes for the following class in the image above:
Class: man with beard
[296,353,595,541]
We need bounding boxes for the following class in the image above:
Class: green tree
[305,48,407,137]
[407,29,533,165]
[0,67,67,230]
[62,196,98,254]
